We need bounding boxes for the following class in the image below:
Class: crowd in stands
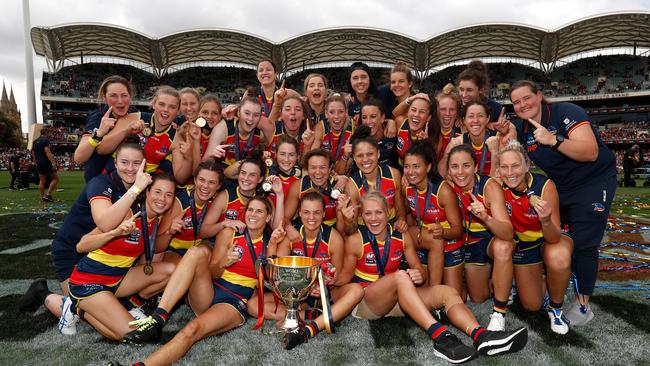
[599,121,650,142]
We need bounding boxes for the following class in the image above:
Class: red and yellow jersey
[199,130,211,159]
[396,120,425,166]
[223,119,264,166]
[289,224,333,261]
[169,187,211,255]
[298,176,338,226]
[351,164,398,222]
[503,173,549,244]
[142,114,176,173]
[438,127,461,160]
[352,225,404,287]
[452,174,493,244]
[268,167,300,207]
[219,185,248,222]
[405,177,463,252]
[321,122,352,163]
[220,230,270,291]
[462,132,495,176]
[266,121,306,155]
[70,209,155,285]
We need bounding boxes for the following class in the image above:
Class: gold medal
[262,182,273,192]
[330,188,342,200]
[529,194,542,206]
[294,168,302,177]
[143,263,153,275]
[142,126,152,137]
[195,117,206,128]
[265,158,274,167]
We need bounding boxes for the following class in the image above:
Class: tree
[0,112,22,148]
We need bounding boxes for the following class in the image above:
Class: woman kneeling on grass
[337,191,528,364]
[67,172,177,341]
[120,196,286,366]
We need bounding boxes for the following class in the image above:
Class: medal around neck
[262,182,273,192]
[529,194,542,206]
[330,188,342,200]
[143,263,153,275]
[265,158,274,167]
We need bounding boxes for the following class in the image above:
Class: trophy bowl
[267,256,321,332]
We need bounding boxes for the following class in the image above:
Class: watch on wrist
[91,128,103,142]
[552,135,565,151]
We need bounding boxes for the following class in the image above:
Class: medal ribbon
[328,129,346,162]
[301,226,323,258]
[251,229,270,330]
[235,123,255,160]
[367,226,392,276]
[318,267,335,334]
[140,204,159,268]
[414,179,434,229]
[361,166,383,193]
[189,189,208,242]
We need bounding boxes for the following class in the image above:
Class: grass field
[0,171,649,365]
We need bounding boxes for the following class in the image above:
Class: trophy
[267,256,321,332]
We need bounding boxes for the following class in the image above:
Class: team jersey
[514,102,616,191]
[217,230,270,298]
[268,166,300,207]
[199,130,211,159]
[266,120,306,154]
[503,173,550,245]
[140,113,176,174]
[351,164,398,222]
[405,176,463,252]
[352,225,405,287]
[289,224,333,261]
[223,118,264,167]
[452,174,494,245]
[321,121,352,163]
[297,176,338,226]
[396,120,426,166]
[258,88,275,118]
[438,127,462,160]
[219,185,248,222]
[70,208,156,285]
[52,171,128,253]
[462,131,495,176]
[169,187,211,255]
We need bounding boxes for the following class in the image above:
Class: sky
[1,0,649,132]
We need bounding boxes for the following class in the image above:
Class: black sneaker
[474,327,528,356]
[283,326,309,350]
[433,332,477,364]
[122,315,163,345]
[42,195,54,202]
[18,278,49,312]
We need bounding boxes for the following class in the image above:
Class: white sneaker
[58,295,79,335]
[487,312,505,331]
[564,299,594,326]
[547,308,569,335]
[128,307,147,321]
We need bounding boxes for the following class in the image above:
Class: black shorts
[36,162,53,176]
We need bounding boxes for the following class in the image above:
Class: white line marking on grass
[0,239,51,254]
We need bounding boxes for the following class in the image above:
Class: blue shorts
[513,240,543,266]
[69,280,122,309]
[51,240,84,282]
[212,280,251,318]
[444,247,465,268]
[465,236,493,265]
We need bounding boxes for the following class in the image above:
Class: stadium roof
[31,11,650,77]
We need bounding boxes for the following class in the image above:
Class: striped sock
[153,308,169,324]
[471,326,486,341]
[129,293,147,308]
[493,297,508,314]
[306,321,319,338]
[427,322,448,341]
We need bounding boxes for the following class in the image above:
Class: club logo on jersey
[592,203,605,212]
[396,137,405,150]
[225,209,239,220]
[126,228,142,244]
[525,207,538,219]
[392,250,403,261]
[505,202,513,216]
[383,141,395,150]
[183,216,193,228]
[291,248,306,256]
[407,195,416,210]
[233,245,244,260]
[102,187,113,196]
[386,189,395,197]
[365,252,376,265]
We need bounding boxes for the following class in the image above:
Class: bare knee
[544,242,572,272]
[247,298,259,317]
[179,320,203,343]
[433,285,463,309]
[468,292,489,304]
[520,297,542,312]
[347,283,365,302]
[491,240,515,261]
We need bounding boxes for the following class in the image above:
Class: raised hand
[134,159,152,191]
[468,192,489,222]
[274,80,287,103]
[98,106,116,137]
[527,118,556,146]
[532,198,552,223]
[168,213,187,236]
[385,118,397,138]
[210,144,230,159]
[268,175,283,195]
[222,104,238,120]
[112,211,140,236]
[495,107,511,135]
[270,224,286,245]
[223,245,242,267]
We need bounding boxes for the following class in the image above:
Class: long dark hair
[404,140,437,178]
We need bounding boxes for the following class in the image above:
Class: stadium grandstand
[4,11,648,174]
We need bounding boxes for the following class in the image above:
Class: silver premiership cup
[267,256,321,332]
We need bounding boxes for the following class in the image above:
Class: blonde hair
[152,85,180,104]
[360,190,389,214]
[496,140,530,169]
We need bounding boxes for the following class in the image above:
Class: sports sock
[129,293,147,308]
[471,326,486,341]
[549,300,563,310]
[306,321,319,338]
[427,322,448,341]
[493,297,508,314]
[152,307,169,325]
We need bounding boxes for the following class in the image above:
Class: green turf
[0,171,84,214]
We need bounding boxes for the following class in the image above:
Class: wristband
[130,186,143,196]
[88,137,99,148]
[127,189,138,200]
